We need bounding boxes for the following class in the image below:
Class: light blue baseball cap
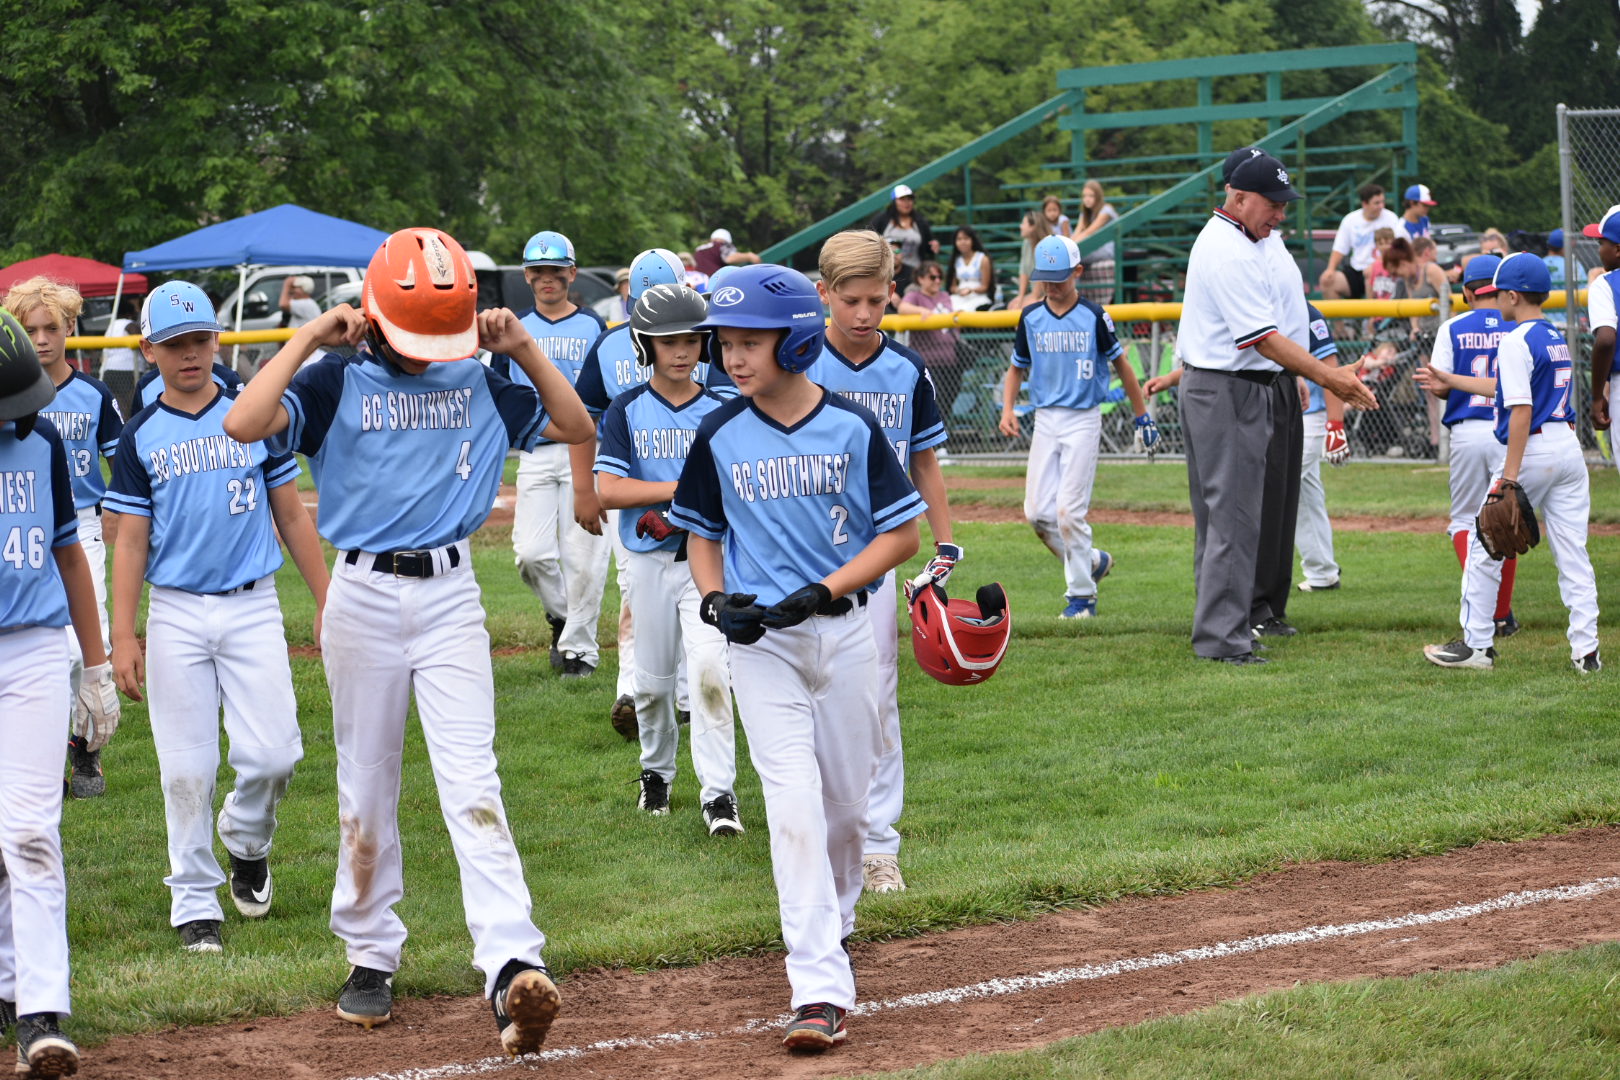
[1030,235,1082,282]
[522,230,576,268]
[141,282,223,343]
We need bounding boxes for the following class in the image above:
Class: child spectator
[947,226,994,311]
[1074,180,1120,304]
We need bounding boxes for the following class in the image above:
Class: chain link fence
[1559,104,1620,464]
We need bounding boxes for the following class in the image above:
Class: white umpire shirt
[1178,209,1287,373]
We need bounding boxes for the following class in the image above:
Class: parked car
[215,265,366,371]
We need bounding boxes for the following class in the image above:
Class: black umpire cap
[1227,150,1301,203]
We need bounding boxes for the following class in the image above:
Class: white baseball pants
[512,444,597,628]
[1447,420,1505,536]
[75,506,110,653]
[1024,406,1103,598]
[324,542,544,995]
[1460,425,1599,659]
[1295,412,1339,587]
[0,627,72,1016]
[626,549,735,803]
[729,606,880,1011]
[864,572,904,855]
[146,579,304,926]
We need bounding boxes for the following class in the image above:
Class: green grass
[856,942,1620,1079]
[61,505,1620,1044]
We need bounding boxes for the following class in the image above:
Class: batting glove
[74,662,121,752]
[700,591,769,645]
[761,583,833,629]
[1133,413,1160,454]
[925,542,963,586]
[635,508,681,542]
[1323,419,1350,466]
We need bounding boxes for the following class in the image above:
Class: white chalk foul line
[345,875,1620,1080]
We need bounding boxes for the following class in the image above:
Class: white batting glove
[74,662,121,752]
[924,542,962,586]
[1323,419,1350,466]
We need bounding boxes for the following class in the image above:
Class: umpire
[1178,151,1376,664]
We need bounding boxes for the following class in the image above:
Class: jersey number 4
[2,525,47,569]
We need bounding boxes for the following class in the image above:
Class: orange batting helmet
[363,228,479,362]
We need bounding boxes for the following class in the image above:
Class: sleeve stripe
[1235,326,1278,349]
[668,505,723,539]
[873,491,928,533]
[264,458,301,488]
[912,427,948,453]
[595,455,631,477]
[102,492,151,516]
[51,521,79,547]
[1011,354,1032,369]
[514,409,548,451]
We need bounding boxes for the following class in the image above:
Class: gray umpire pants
[1181,366,1274,659]
[1251,375,1302,626]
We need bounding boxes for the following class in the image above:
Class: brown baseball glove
[1475,478,1540,561]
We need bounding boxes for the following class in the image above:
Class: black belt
[815,592,869,617]
[345,545,461,578]
[1184,364,1280,387]
[208,580,257,597]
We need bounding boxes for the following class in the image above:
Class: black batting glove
[761,583,832,629]
[700,591,769,645]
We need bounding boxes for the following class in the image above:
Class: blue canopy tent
[120,204,389,365]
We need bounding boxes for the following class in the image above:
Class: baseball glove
[1475,479,1540,561]
[74,662,121,752]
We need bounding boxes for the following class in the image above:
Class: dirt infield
[92,827,1620,1080]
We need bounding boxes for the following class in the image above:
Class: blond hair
[818,230,894,291]
[4,276,84,327]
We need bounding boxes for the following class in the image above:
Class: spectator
[1479,227,1509,256]
[898,261,964,421]
[1410,235,1453,446]
[946,226,994,311]
[1365,227,1400,301]
[1543,228,1571,328]
[593,266,631,323]
[278,275,320,329]
[1401,184,1437,240]
[691,228,761,277]
[100,296,142,415]
[1009,209,1047,310]
[868,184,937,289]
[1319,183,1402,300]
[1041,193,1071,238]
[1073,180,1120,304]
[676,250,710,293]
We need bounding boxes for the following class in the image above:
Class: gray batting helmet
[630,283,710,365]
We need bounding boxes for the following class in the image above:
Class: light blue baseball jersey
[1302,304,1338,416]
[1433,308,1509,426]
[596,383,727,553]
[802,334,947,473]
[576,324,713,417]
[0,418,79,630]
[1494,319,1573,444]
[38,371,123,509]
[488,307,604,446]
[106,390,299,593]
[669,392,926,607]
[1012,298,1125,409]
[268,347,549,552]
[137,362,243,409]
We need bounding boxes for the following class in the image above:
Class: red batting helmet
[905,577,1011,686]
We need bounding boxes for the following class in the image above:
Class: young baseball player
[0,307,120,1080]
[5,277,124,798]
[594,283,740,832]
[1420,253,1598,671]
[106,281,328,954]
[670,263,926,1052]
[998,235,1155,617]
[1295,304,1350,592]
[488,231,607,683]
[1585,204,1620,473]
[134,359,242,409]
[1414,254,1521,634]
[804,230,952,894]
[224,228,593,1056]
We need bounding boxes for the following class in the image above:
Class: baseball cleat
[1252,617,1297,637]
[1496,611,1521,638]
[1059,595,1096,619]
[1423,639,1496,669]
[1574,651,1602,674]
[546,615,566,673]
[1297,578,1340,592]
[1092,549,1113,582]
[13,1013,77,1079]
[782,1002,846,1051]
[0,998,14,1038]
[609,695,637,740]
[560,654,596,679]
[702,794,744,836]
[228,854,273,918]
[491,961,560,1058]
[336,965,394,1029]
[676,708,690,726]
[1208,652,1268,666]
[177,920,223,954]
[861,853,905,893]
[67,740,105,799]
[635,770,670,815]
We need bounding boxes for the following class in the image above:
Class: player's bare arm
[1591,327,1615,430]
[686,534,725,596]
[55,542,109,668]
[225,305,368,442]
[1255,333,1377,411]
[569,439,607,535]
[1500,403,1532,484]
[1114,356,1150,417]
[594,472,678,512]
[108,511,149,701]
[821,520,921,600]
[909,448,953,545]
[268,481,330,647]
[998,366,1025,437]
[1143,367,1182,396]
[1415,363,1493,399]
[479,308,593,445]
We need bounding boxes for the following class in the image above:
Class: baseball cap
[290,275,315,293]
[1222,146,1264,185]
[1227,152,1300,203]
[522,230,576,268]
[1583,204,1620,243]
[1404,184,1437,206]
[1462,254,1502,293]
[1547,228,1565,250]
[1030,235,1082,281]
[892,184,914,200]
[710,228,733,245]
[141,282,223,343]
[1492,251,1552,294]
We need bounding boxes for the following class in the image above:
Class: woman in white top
[98,297,141,416]
[1074,180,1120,304]
[947,226,994,311]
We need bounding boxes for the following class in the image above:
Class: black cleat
[228,853,272,918]
[491,960,561,1057]
[337,965,394,1029]
[14,1013,77,1079]
[177,919,222,953]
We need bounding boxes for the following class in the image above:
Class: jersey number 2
[829,504,849,546]
[227,477,259,516]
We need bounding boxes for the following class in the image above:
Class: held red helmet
[904,576,1011,686]
[363,228,479,362]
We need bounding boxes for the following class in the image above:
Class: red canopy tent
[0,254,148,298]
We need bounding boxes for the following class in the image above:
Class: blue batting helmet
[628,248,686,303]
[694,263,825,373]
[521,231,576,268]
